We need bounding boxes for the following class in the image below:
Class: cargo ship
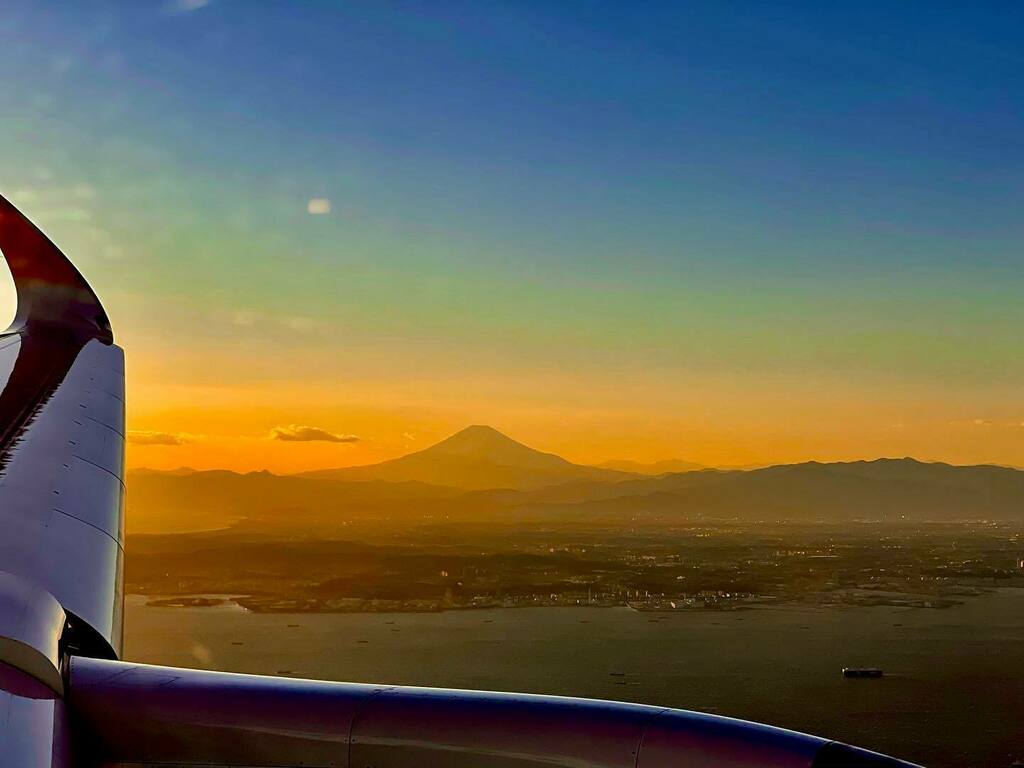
[842,667,883,678]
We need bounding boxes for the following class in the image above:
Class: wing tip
[0,192,113,343]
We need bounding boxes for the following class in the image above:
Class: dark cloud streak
[128,430,193,446]
[270,425,360,444]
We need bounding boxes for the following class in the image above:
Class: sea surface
[124,589,1024,768]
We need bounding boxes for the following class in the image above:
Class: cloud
[283,316,318,331]
[12,188,38,204]
[71,183,97,200]
[947,418,1023,430]
[167,0,210,13]
[270,425,360,444]
[36,207,91,222]
[307,198,331,215]
[232,309,260,326]
[128,430,194,446]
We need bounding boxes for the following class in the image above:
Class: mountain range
[297,425,632,489]
[127,425,1024,534]
[596,458,706,474]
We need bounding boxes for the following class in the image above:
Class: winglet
[0,194,112,343]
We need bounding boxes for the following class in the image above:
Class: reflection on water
[125,589,1024,768]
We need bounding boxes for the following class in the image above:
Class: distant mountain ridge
[127,427,1024,533]
[296,425,634,490]
[527,457,1024,522]
[597,458,706,474]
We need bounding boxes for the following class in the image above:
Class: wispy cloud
[270,425,360,444]
[232,309,260,326]
[128,430,195,446]
[307,198,331,215]
[948,418,1023,430]
[167,0,211,13]
[70,183,97,200]
[283,316,318,332]
[8,182,127,260]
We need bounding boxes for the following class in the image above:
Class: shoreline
[130,587,1021,615]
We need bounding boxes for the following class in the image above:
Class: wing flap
[0,195,125,663]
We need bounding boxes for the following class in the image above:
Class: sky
[0,1,1021,472]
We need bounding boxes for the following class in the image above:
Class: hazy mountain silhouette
[297,425,633,490]
[530,458,1024,522]
[126,470,465,534]
[597,458,706,474]
[128,436,1024,534]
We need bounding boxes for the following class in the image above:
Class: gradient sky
[0,1,1021,472]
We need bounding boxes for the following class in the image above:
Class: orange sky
[2,4,1022,475]
[123,342,1024,473]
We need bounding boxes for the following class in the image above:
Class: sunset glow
[0,3,1020,473]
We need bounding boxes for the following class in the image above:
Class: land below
[126,426,1024,614]
[127,519,1024,614]
[123,426,1024,767]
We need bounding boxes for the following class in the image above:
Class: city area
[127,520,1024,614]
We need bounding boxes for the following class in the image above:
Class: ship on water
[843,667,884,678]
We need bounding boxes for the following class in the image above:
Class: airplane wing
[0,194,919,767]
